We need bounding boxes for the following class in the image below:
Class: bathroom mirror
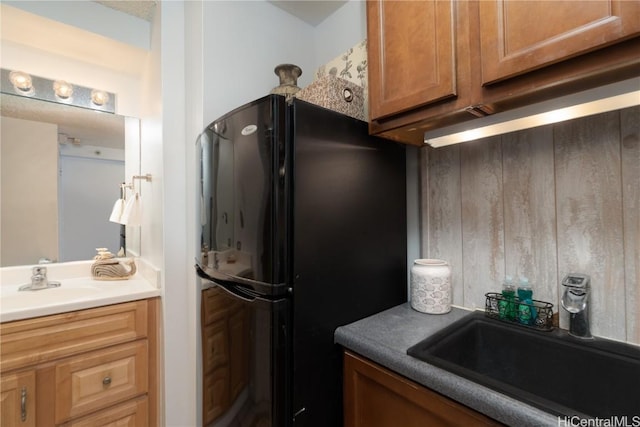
[0,93,141,267]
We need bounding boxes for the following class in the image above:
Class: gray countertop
[334,303,559,427]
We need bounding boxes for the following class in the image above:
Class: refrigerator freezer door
[201,281,290,426]
[197,96,288,296]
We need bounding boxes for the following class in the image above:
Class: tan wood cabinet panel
[228,306,249,402]
[367,0,457,121]
[343,351,503,427]
[203,368,230,426]
[60,397,148,427]
[0,300,148,372]
[201,287,251,425]
[1,370,36,427]
[479,0,640,84]
[54,339,148,423]
[203,286,229,326]
[203,319,229,374]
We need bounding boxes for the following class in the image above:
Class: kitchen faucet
[560,274,592,339]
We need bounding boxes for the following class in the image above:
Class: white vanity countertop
[0,259,161,323]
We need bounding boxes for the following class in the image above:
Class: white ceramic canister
[410,259,452,314]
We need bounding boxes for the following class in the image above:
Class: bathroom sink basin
[407,311,640,418]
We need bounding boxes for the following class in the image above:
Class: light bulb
[9,71,33,92]
[91,89,110,106]
[53,80,73,99]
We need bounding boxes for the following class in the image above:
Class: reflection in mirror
[0,93,140,267]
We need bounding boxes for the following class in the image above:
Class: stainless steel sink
[407,311,640,419]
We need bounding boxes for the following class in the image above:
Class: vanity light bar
[0,68,116,114]
[424,77,640,148]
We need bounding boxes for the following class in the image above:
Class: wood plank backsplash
[419,106,639,343]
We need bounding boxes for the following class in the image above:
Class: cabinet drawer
[55,340,148,423]
[0,300,148,372]
[60,396,148,427]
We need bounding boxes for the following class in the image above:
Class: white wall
[201,1,316,123]
[314,0,367,66]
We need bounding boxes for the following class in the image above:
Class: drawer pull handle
[103,376,112,386]
[21,387,27,422]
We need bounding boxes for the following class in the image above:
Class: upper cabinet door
[367,0,456,121]
[479,0,640,84]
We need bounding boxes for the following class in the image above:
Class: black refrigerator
[196,95,407,427]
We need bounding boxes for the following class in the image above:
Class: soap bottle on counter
[517,277,537,325]
[499,276,516,320]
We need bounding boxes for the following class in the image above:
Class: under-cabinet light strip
[424,78,640,148]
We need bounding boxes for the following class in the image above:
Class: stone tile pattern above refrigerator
[313,39,368,119]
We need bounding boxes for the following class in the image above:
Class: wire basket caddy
[485,292,554,331]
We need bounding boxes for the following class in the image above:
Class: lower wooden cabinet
[0,298,159,427]
[1,370,36,427]
[343,351,503,427]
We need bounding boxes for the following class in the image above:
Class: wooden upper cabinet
[479,0,640,84]
[367,0,457,121]
[366,0,640,146]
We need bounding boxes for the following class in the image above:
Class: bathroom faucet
[31,266,49,290]
[18,266,61,291]
[561,274,592,339]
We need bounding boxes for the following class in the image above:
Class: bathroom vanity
[0,260,161,426]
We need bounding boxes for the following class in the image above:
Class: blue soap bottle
[517,277,537,325]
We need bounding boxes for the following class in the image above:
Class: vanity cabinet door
[343,351,503,427]
[1,370,36,427]
[479,0,640,84]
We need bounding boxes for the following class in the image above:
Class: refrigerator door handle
[215,280,256,302]
[197,264,285,308]
[195,261,288,296]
